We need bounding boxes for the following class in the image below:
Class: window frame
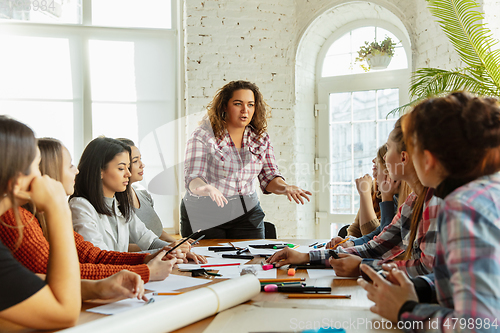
[315,19,412,234]
[0,1,183,234]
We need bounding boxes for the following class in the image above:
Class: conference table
[0,239,401,333]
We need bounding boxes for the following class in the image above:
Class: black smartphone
[360,268,388,283]
[327,249,340,259]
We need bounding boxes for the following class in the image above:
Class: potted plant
[355,36,396,71]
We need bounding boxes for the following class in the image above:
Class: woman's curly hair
[202,80,270,139]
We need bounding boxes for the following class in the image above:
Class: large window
[316,21,411,229]
[329,89,398,213]
[0,0,180,230]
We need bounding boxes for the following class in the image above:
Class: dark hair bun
[460,94,500,149]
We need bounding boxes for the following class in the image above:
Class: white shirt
[70,196,158,252]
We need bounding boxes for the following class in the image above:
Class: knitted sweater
[0,208,151,282]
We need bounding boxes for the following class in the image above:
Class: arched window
[316,20,411,223]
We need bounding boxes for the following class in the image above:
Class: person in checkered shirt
[358,92,500,332]
[181,80,311,239]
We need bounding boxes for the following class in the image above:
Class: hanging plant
[355,36,397,71]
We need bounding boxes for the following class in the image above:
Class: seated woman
[117,138,176,242]
[0,116,80,329]
[267,116,443,278]
[70,137,199,263]
[182,80,311,239]
[330,145,411,248]
[358,92,500,330]
[0,137,181,282]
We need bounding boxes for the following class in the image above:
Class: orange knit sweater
[0,208,151,282]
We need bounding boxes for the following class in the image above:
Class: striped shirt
[184,123,282,197]
[400,173,500,332]
[310,188,443,277]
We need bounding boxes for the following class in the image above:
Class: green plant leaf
[410,67,500,99]
[427,0,500,91]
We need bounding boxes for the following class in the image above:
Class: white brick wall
[183,0,498,238]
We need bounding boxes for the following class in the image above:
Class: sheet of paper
[144,274,211,291]
[86,295,174,315]
[177,256,250,272]
[203,304,393,333]
[190,246,218,257]
[215,264,277,279]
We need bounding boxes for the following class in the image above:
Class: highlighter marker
[262,284,331,293]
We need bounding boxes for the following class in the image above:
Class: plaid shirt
[401,173,500,332]
[184,123,282,197]
[310,188,443,277]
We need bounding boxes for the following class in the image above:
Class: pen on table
[308,241,318,247]
[164,229,201,256]
[331,238,348,249]
[286,294,351,299]
[236,247,249,255]
[151,292,184,295]
[314,242,326,249]
[191,234,205,246]
[201,263,242,268]
[259,278,305,283]
[260,281,304,286]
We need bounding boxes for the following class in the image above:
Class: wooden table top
[0,239,377,333]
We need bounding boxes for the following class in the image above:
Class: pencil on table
[152,292,183,296]
[331,238,348,249]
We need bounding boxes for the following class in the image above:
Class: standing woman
[359,92,500,330]
[70,137,177,252]
[182,80,312,239]
[0,116,80,329]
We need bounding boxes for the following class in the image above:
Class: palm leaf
[410,67,500,99]
[427,0,500,91]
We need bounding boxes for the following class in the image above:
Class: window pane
[353,122,376,179]
[322,26,408,77]
[378,120,397,147]
[89,40,137,102]
[91,0,171,29]
[352,90,376,121]
[0,36,73,99]
[0,0,81,24]
[92,103,138,142]
[330,184,352,214]
[328,32,350,55]
[1,101,75,157]
[322,53,352,77]
[330,92,351,122]
[330,123,351,183]
[351,27,375,54]
[378,89,399,120]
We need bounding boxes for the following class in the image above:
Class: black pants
[180,195,265,239]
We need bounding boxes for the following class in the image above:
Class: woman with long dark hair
[0,116,80,329]
[1,137,183,282]
[70,137,189,262]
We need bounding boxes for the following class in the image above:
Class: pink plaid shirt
[184,123,283,197]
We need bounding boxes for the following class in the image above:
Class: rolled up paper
[61,275,260,333]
